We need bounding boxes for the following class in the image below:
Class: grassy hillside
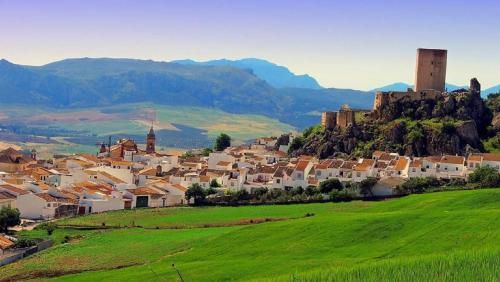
[1,189,499,281]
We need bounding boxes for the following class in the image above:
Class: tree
[359,177,378,197]
[319,178,343,194]
[210,179,221,188]
[214,133,231,151]
[201,148,213,157]
[0,207,21,233]
[185,183,207,205]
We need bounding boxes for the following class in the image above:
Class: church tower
[146,126,156,154]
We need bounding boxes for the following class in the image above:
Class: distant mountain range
[172,58,323,90]
[0,58,371,129]
[372,82,499,97]
[371,82,466,92]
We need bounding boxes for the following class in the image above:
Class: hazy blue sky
[1,0,499,90]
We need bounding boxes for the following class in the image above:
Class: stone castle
[321,48,451,130]
[321,104,356,130]
[372,48,447,112]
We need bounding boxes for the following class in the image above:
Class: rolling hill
[1,189,498,281]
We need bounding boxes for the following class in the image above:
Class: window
[456,167,458,171]
[277,179,280,184]
[47,203,51,207]
[356,172,361,177]
[317,171,321,176]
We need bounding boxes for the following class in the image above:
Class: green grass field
[1,189,499,281]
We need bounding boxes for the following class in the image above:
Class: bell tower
[146,126,156,154]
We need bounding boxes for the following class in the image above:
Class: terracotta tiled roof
[394,158,409,171]
[409,159,423,168]
[354,159,375,172]
[199,175,210,182]
[468,154,483,162]
[216,161,232,166]
[424,156,442,163]
[440,155,465,165]
[295,160,310,172]
[35,193,76,204]
[127,187,164,196]
[0,191,16,200]
[0,184,29,195]
[340,161,356,170]
[171,184,187,192]
[138,167,157,176]
[482,153,500,162]
[0,236,14,250]
[97,171,126,184]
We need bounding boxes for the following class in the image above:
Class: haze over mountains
[0,58,371,129]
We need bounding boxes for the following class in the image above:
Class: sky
[1,0,499,90]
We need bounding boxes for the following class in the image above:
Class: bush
[206,187,218,195]
[304,186,319,196]
[15,238,36,248]
[39,222,57,235]
[233,190,250,202]
[469,166,500,188]
[210,179,221,188]
[291,186,304,195]
[252,188,269,198]
[401,177,441,193]
[319,178,343,194]
[288,137,305,154]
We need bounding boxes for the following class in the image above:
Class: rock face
[290,79,495,158]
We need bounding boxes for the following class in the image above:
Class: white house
[16,193,78,219]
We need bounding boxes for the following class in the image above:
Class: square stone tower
[414,48,447,92]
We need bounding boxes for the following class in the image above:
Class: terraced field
[1,189,499,281]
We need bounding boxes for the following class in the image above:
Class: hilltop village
[0,48,498,227]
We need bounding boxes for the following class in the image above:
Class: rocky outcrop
[290,79,496,158]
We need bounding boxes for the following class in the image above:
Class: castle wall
[321,112,337,130]
[337,109,355,128]
[373,90,442,111]
[415,48,447,92]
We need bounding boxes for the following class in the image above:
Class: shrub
[15,238,36,248]
[210,179,221,188]
[206,187,218,195]
[401,177,441,193]
[39,222,57,236]
[291,186,304,195]
[469,166,500,188]
[319,178,343,194]
[304,186,319,196]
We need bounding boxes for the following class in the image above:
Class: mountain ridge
[0,58,372,129]
[171,58,323,90]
